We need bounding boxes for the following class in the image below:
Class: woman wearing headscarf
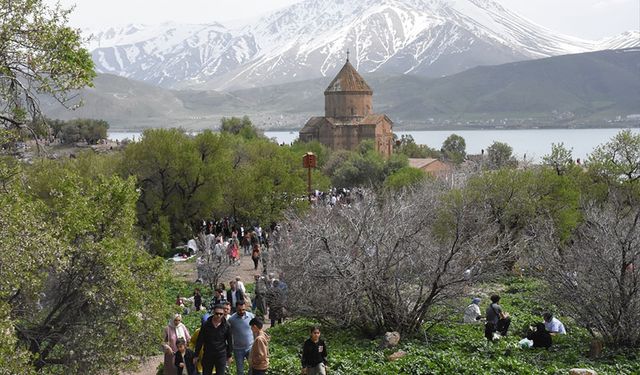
[163,314,191,375]
[463,297,482,323]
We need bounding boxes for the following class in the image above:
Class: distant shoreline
[107,123,640,133]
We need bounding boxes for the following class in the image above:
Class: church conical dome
[324,59,373,118]
[325,60,372,94]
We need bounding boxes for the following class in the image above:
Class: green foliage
[120,129,229,251]
[220,116,261,140]
[383,166,428,191]
[264,279,640,374]
[587,129,640,188]
[329,142,409,189]
[46,118,109,144]
[0,158,169,374]
[120,127,310,251]
[486,141,517,170]
[0,0,95,130]
[465,167,581,245]
[442,134,467,165]
[542,142,575,176]
[394,134,440,159]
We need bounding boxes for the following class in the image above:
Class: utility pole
[302,152,317,202]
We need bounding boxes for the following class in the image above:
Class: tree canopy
[0,0,94,133]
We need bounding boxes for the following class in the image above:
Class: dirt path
[127,252,265,375]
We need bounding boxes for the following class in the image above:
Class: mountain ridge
[43,49,640,130]
[85,0,639,90]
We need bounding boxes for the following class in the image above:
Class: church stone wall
[325,92,373,118]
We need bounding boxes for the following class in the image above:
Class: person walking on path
[174,338,197,375]
[301,326,328,375]
[227,301,255,375]
[227,281,244,313]
[163,314,191,375]
[251,243,261,271]
[248,317,269,375]
[253,274,268,317]
[195,305,233,375]
[189,313,210,375]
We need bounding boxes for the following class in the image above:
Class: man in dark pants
[195,304,233,375]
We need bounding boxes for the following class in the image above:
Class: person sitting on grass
[463,297,482,323]
[526,322,552,349]
[543,312,566,335]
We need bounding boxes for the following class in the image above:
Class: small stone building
[299,59,394,157]
[408,158,452,179]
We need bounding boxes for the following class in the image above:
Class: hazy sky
[47,0,639,40]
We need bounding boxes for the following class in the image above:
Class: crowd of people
[463,294,567,349]
[163,304,328,375]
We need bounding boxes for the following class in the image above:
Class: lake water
[109,128,639,162]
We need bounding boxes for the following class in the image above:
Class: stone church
[299,58,394,157]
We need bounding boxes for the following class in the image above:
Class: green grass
[263,278,640,375]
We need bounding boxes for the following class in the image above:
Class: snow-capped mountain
[597,31,640,50]
[86,0,640,90]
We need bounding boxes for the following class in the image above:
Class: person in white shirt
[236,276,246,294]
[543,313,566,335]
[463,297,482,323]
[187,238,198,255]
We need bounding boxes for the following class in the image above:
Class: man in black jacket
[195,304,233,375]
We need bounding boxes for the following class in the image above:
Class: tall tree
[1,159,169,373]
[442,134,466,164]
[486,141,517,170]
[0,0,94,134]
[121,129,229,252]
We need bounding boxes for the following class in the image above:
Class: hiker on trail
[261,246,270,273]
[236,276,246,294]
[223,301,232,320]
[267,280,285,326]
[228,238,240,265]
[301,326,328,375]
[175,338,197,375]
[194,288,202,312]
[210,289,226,309]
[228,301,256,375]
[248,317,269,375]
[195,305,233,375]
[253,274,268,316]
[251,243,261,271]
[242,230,252,256]
[484,294,511,341]
[227,281,244,313]
[189,313,210,375]
[163,314,191,375]
[526,322,552,349]
[543,313,566,335]
[213,237,225,264]
[463,297,482,323]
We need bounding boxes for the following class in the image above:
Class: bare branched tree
[532,196,640,347]
[274,182,512,335]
